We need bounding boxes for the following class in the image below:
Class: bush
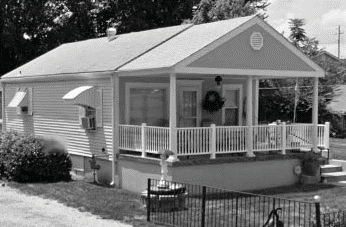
[0,131,72,182]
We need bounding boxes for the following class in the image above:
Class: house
[313,50,346,75]
[1,15,328,192]
[313,51,346,136]
[326,85,346,135]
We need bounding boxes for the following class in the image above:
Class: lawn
[5,138,346,227]
[329,137,346,160]
[6,177,346,227]
[7,179,164,227]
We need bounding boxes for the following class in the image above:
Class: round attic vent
[250,32,263,50]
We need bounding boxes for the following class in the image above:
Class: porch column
[2,83,6,133]
[254,78,259,126]
[168,72,179,162]
[246,76,255,157]
[111,74,120,187]
[312,77,319,152]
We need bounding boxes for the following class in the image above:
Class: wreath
[202,90,225,113]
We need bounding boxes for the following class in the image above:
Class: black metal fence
[321,210,346,227]
[145,179,319,227]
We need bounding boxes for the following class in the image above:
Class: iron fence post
[147,178,151,222]
[201,186,206,227]
[315,195,322,227]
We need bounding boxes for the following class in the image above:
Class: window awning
[62,86,97,108]
[8,90,28,107]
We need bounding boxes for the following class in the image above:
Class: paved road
[0,185,132,227]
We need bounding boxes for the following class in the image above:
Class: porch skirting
[117,154,303,193]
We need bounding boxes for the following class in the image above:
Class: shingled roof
[2,15,256,78]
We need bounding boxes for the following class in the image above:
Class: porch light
[215,76,222,85]
[215,76,222,90]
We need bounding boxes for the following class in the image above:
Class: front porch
[118,122,330,159]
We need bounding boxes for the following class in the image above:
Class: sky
[265,0,346,59]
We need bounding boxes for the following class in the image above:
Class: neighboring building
[313,50,346,72]
[326,85,346,135]
[314,51,346,136]
[1,15,327,192]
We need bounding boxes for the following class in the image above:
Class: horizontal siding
[5,79,113,159]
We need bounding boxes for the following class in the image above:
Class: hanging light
[215,76,222,85]
[215,76,222,90]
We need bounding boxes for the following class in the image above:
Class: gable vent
[250,32,263,50]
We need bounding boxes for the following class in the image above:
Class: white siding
[5,78,113,159]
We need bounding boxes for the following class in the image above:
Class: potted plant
[301,150,326,176]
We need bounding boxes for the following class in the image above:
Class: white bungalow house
[1,15,328,192]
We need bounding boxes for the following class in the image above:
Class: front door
[178,81,202,127]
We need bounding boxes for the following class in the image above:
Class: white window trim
[177,80,203,127]
[125,82,169,125]
[222,84,243,126]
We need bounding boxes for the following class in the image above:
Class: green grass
[7,177,346,227]
[7,179,165,227]
[330,138,346,160]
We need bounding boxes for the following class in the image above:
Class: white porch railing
[118,122,330,158]
[119,124,170,157]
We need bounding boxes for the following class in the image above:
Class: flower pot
[302,160,320,176]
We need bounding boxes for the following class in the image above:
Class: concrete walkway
[0,185,132,227]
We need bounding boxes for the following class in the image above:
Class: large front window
[126,83,168,126]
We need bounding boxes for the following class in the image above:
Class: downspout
[110,73,120,187]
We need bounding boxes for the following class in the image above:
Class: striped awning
[8,90,28,107]
[62,86,96,108]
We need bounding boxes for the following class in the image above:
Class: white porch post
[2,83,6,133]
[168,72,179,162]
[254,78,259,126]
[111,74,120,187]
[246,76,255,157]
[312,77,319,152]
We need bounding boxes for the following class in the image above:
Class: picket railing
[119,124,169,156]
[119,122,330,158]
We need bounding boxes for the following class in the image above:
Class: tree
[190,0,270,24]
[1,0,197,76]
[259,18,326,123]
[288,18,306,47]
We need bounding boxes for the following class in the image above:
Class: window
[222,85,243,126]
[126,83,168,126]
[85,106,96,117]
[63,86,103,129]
[8,87,33,115]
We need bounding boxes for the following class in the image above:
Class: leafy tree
[288,18,306,47]
[190,0,270,24]
[0,0,197,76]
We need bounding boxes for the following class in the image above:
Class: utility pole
[336,26,344,59]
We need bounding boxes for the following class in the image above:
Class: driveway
[0,184,132,227]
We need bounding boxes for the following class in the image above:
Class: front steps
[321,164,346,184]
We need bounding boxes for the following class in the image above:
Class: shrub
[0,131,72,182]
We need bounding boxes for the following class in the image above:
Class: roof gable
[187,24,314,71]
[174,17,324,77]
[314,51,346,65]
